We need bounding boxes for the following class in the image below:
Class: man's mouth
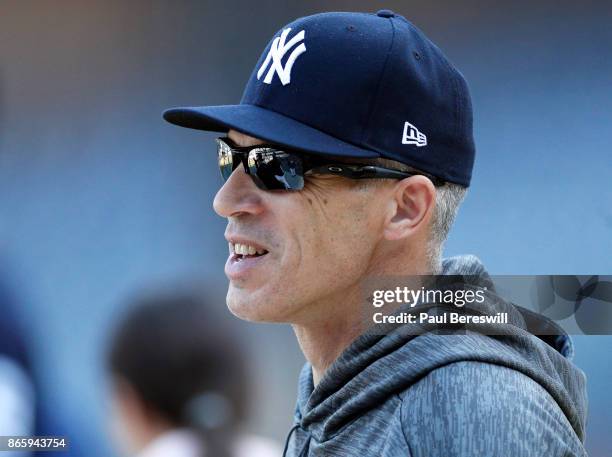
[230,242,269,261]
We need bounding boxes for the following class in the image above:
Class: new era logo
[257,28,306,86]
[402,122,427,147]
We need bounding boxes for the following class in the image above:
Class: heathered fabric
[283,255,588,456]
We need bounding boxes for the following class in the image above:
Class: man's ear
[383,175,436,241]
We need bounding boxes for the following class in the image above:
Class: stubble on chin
[226,284,304,324]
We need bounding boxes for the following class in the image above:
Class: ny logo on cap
[257,28,306,86]
[402,122,427,147]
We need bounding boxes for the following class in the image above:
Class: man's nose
[213,167,265,218]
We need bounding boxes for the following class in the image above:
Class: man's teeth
[232,243,267,256]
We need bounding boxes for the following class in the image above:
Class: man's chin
[226,286,285,323]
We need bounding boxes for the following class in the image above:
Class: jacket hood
[292,255,588,445]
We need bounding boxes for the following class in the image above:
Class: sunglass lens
[217,139,236,182]
[248,150,304,190]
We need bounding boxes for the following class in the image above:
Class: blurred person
[106,293,280,457]
[163,10,588,457]
[0,280,35,457]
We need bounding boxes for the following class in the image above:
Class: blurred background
[0,0,610,455]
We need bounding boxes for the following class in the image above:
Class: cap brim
[163,104,380,159]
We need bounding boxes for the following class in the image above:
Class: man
[163,10,588,457]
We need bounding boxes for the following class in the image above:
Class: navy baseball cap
[163,10,475,186]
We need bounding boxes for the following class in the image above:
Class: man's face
[213,130,392,323]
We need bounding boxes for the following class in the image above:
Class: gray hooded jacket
[283,256,588,456]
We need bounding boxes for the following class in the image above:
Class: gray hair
[358,157,467,271]
[427,180,467,271]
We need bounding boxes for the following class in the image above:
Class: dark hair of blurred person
[106,292,279,457]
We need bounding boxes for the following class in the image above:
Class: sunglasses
[216,137,445,191]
